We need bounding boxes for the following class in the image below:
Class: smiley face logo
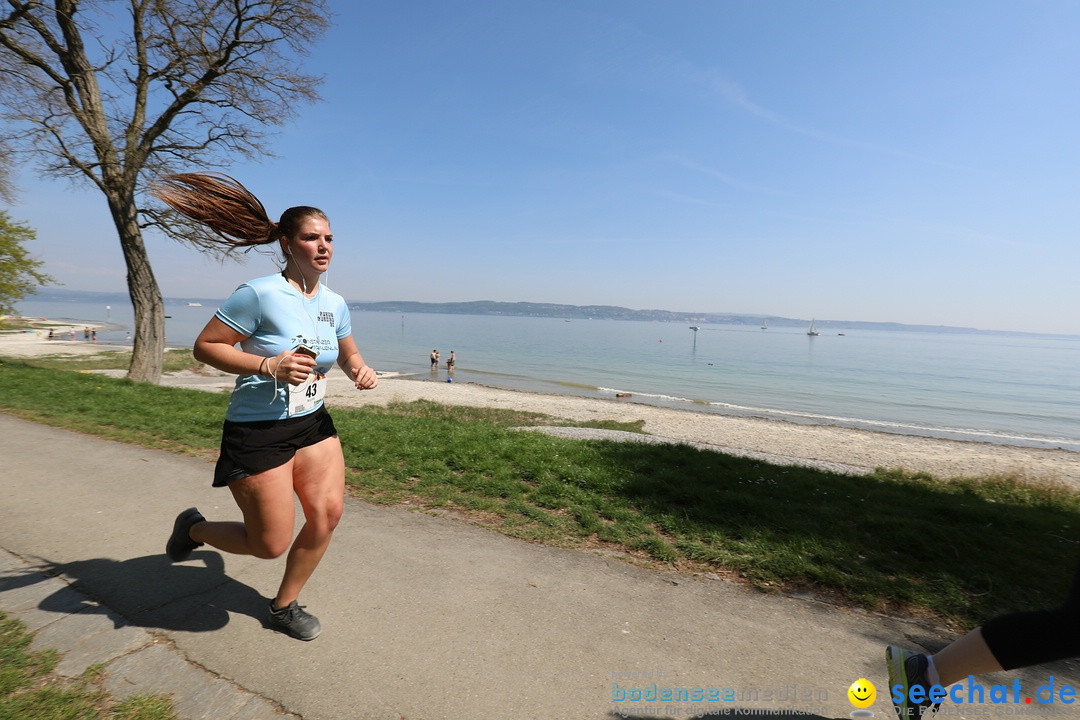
[847,678,876,708]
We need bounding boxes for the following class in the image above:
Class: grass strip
[1,356,1077,629]
[0,611,176,720]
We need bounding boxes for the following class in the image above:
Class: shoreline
[401,369,1080,454]
[3,326,1078,487]
[323,374,1080,488]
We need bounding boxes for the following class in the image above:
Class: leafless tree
[0,137,13,203]
[0,0,329,382]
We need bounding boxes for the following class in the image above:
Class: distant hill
[27,288,219,306]
[348,299,984,334]
[28,288,140,305]
[349,299,719,323]
[27,289,1025,335]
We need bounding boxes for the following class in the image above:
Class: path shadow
[1,550,266,633]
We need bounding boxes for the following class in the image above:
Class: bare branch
[1,0,329,195]
[0,0,332,381]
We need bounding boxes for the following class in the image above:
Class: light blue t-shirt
[214,273,352,422]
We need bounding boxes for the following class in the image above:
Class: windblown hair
[150,172,326,249]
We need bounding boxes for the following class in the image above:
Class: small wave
[597,387,703,404]
[704,400,1079,450]
[599,387,1079,451]
[552,380,603,391]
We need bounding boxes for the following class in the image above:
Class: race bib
[287,370,327,417]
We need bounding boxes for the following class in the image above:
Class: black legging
[981,554,1080,670]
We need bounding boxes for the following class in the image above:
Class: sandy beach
[3,325,1078,487]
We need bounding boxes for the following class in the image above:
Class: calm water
[15,298,1080,452]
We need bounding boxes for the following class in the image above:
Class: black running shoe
[886,645,940,718]
[165,507,205,562]
[268,600,322,641]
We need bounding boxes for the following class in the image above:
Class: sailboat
[760,319,768,330]
[806,318,819,336]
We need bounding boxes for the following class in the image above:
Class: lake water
[14,298,1080,453]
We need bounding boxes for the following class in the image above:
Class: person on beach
[153,172,378,641]
[431,349,439,369]
[447,349,455,371]
[887,554,1080,717]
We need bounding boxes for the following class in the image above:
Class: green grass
[1,357,1078,630]
[0,612,176,720]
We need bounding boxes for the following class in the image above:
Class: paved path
[1,414,1076,720]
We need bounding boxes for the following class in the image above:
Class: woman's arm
[194,316,316,383]
[193,316,264,376]
[337,334,378,390]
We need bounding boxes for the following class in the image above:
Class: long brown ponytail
[150,173,327,250]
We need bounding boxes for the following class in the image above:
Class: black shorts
[212,406,339,487]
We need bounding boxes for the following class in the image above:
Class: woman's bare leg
[190,462,298,559]
[933,627,1005,686]
[273,436,345,607]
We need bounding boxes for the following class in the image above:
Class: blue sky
[10,1,1080,334]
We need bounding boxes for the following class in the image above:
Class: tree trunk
[108,191,165,383]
